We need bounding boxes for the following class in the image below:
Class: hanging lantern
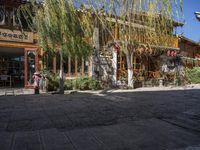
[174,51,177,57]
[171,50,175,57]
[167,50,171,56]
[113,43,120,51]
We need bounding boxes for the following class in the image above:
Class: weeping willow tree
[19,0,183,89]
[75,0,183,88]
[19,0,92,93]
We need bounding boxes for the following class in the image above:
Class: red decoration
[171,50,175,57]
[174,51,177,57]
[113,43,120,51]
[167,50,171,56]
[167,50,177,57]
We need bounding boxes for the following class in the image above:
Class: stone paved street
[0,89,200,150]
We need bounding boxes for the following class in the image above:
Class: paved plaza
[0,89,200,150]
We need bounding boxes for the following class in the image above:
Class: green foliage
[73,77,89,90]
[20,0,183,89]
[185,67,200,84]
[48,74,59,91]
[88,78,101,90]
[64,79,73,90]
[48,76,101,91]
[19,0,92,58]
[71,77,101,90]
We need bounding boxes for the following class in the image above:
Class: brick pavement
[0,90,200,150]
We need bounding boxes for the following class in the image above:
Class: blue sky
[177,0,200,42]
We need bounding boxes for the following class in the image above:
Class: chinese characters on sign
[0,29,34,43]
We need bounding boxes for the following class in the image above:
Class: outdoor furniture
[0,75,12,87]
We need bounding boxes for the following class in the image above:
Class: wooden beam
[75,56,78,76]
[120,52,122,70]
[53,56,56,74]
[106,17,155,31]
[81,58,84,76]
[89,56,93,77]
[133,56,136,70]
[0,41,38,48]
[68,56,71,77]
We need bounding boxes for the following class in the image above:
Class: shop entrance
[0,47,38,88]
[0,47,24,88]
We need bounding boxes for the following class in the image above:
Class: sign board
[0,29,34,43]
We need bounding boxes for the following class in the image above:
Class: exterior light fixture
[195,12,200,21]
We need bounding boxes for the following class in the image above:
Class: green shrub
[48,76,101,91]
[88,78,101,90]
[64,79,73,90]
[72,77,90,90]
[79,77,90,90]
[185,67,200,84]
[72,78,80,89]
[48,75,59,91]
[71,77,101,90]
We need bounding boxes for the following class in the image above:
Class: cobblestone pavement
[0,89,200,150]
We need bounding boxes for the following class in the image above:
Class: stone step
[5,89,14,96]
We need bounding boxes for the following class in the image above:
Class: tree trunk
[126,51,134,88]
[92,27,100,78]
[59,50,64,94]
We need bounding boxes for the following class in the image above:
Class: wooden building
[93,12,182,87]
[178,36,200,68]
[0,1,184,88]
[0,0,41,88]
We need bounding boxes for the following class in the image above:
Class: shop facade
[0,28,40,88]
[0,1,42,88]
[178,36,200,68]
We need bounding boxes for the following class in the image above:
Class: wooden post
[133,56,136,70]
[40,48,44,70]
[68,56,71,77]
[89,56,93,77]
[75,56,78,76]
[120,51,122,70]
[53,56,56,74]
[81,58,84,76]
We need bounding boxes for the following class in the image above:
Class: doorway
[0,47,24,88]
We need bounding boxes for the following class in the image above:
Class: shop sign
[0,29,34,43]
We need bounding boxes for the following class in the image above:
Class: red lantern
[174,51,177,57]
[114,43,120,51]
[167,50,171,56]
[171,50,175,57]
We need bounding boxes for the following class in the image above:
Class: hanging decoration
[113,42,120,52]
[167,50,177,57]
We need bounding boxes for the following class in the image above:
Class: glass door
[24,48,38,88]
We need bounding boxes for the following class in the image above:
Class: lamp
[195,12,200,21]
